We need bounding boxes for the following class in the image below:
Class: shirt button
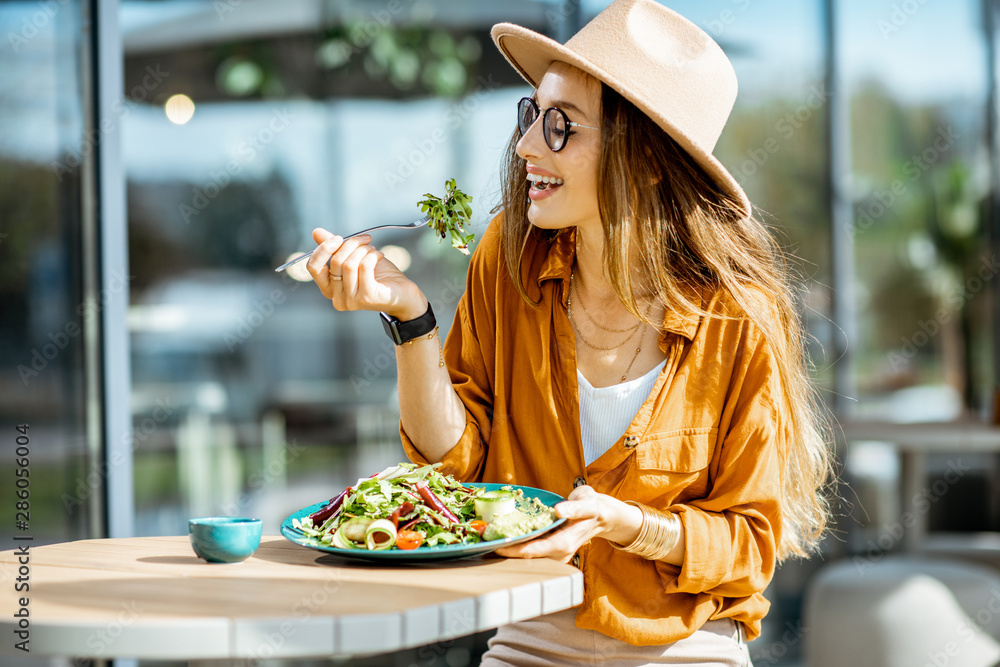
[572,554,581,568]
[573,476,586,488]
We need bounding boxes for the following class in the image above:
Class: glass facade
[844,0,993,421]
[0,1,94,545]
[1,1,997,665]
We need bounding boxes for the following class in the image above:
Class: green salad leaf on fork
[418,178,474,255]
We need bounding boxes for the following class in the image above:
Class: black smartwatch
[380,303,437,345]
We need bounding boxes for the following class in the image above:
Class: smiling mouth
[527,173,564,191]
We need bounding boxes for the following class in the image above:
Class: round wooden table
[840,418,1000,549]
[0,535,583,660]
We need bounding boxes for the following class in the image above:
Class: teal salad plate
[280,483,567,563]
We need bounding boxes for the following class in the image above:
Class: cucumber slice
[474,490,516,522]
[365,519,397,550]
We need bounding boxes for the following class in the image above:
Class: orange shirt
[401,216,787,645]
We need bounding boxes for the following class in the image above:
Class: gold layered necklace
[568,272,653,383]
[575,284,643,335]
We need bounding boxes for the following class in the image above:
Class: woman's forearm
[304,228,469,459]
[393,298,468,462]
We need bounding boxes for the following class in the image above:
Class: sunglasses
[516,97,599,152]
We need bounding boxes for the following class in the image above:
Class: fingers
[305,231,343,296]
[556,486,599,521]
[496,538,560,560]
[329,234,372,278]
[566,484,597,501]
[357,247,385,297]
[495,536,574,563]
[494,520,591,563]
[494,543,536,559]
[312,227,335,244]
[338,243,371,300]
[340,243,385,305]
[554,501,584,521]
[305,232,373,304]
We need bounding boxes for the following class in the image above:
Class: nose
[515,117,546,161]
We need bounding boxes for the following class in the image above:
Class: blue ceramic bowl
[189,517,262,563]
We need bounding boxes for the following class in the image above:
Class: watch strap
[381,303,436,345]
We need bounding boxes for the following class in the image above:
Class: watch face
[380,311,402,345]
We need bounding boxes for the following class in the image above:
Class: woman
[307,0,832,664]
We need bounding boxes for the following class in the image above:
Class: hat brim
[491,23,751,218]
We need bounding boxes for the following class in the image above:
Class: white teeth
[526,173,564,185]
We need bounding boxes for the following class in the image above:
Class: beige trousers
[480,608,752,667]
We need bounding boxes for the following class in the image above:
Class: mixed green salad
[291,463,557,551]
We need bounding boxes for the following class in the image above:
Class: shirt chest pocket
[629,427,717,505]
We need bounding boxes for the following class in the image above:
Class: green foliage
[319,25,479,97]
[417,178,474,255]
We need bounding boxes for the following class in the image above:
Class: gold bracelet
[400,326,444,367]
[610,501,680,561]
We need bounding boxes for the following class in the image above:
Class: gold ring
[330,274,343,280]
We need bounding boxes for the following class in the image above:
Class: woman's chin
[527,208,572,231]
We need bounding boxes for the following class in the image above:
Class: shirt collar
[534,227,701,342]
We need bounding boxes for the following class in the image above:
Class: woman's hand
[307,228,426,320]
[494,485,643,563]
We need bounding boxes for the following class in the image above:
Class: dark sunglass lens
[544,108,568,151]
[517,99,537,135]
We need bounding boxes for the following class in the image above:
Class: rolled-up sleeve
[661,325,786,597]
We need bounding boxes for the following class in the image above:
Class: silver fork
[274,215,432,273]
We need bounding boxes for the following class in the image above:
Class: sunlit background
[1,0,997,665]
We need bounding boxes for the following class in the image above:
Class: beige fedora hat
[491,0,751,217]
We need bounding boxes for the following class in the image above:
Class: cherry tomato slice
[396,530,424,550]
[469,520,487,536]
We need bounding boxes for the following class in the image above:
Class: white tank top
[577,360,666,466]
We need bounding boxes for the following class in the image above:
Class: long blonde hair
[498,80,834,561]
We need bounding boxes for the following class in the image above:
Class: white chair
[804,556,1000,667]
